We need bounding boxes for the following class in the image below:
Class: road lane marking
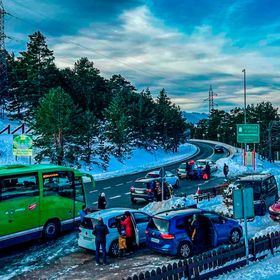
[126,180,133,184]
[90,190,98,193]
[115,183,124,187]
[93,202,98,204]
[109,195,122,200]
[125,192,130,195]
[104,186,111,190]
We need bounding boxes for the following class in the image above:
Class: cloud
[6,2,280,112]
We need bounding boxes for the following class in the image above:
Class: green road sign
[237,124,260,143]
[233,187,255,219]
[13,134,33,157]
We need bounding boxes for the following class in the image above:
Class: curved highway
[95,141,228,208]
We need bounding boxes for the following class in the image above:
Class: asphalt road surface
[94,141,228,208]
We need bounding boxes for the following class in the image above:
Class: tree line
[192,103,279,157]
[5,31,187,167]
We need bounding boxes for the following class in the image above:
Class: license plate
[83,236,92,241]
[151,237,160,243]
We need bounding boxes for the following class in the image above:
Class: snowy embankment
[87,143,198,181]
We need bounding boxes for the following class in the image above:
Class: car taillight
[130,186,135,192]
[160,233,174,239]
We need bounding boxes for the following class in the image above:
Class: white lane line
[109,195,122,200]
[115,183,124,187]
[90,190,98,193]
[104,186,111,190]
[93,202,98,205]
[125,192,130,195]
[126,180,133,184]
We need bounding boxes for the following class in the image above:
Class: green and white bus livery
[0,164,96,249]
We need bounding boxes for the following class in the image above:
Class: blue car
[146,208,242,258]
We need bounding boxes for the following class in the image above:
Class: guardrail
[0,124,32,135]
[190,139,240,159]
[126,231,280,280]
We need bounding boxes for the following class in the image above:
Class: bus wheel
[43,220,60,240]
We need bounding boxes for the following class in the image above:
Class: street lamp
[242,69,247,124]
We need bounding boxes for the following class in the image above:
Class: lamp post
[242,69,247,124]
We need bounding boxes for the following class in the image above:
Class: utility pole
[242,69,247,124]
[0,0,8,118]
[204,85,217,116]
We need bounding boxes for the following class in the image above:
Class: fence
[126,231,280,280]
[0,123,32,135]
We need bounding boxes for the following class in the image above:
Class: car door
[131,212,150,244]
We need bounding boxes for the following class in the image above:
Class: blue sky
[4,0,280,112]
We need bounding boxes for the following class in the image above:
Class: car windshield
[134,181,154,189]
[148,217,169,233]
[236,180,262,199]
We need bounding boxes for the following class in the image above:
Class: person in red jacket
[121,211,134,253]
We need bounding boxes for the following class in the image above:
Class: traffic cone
[196,187,202,195]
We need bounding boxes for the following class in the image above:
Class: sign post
[13,134,33,162]
[233,187,254,264]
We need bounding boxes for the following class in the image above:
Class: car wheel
[43,220,60,240]
[109,240,119,257]
[178,242,192,258]
[230,229,241,244]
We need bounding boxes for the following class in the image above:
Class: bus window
[75,177,85,203]
[43,172,74,199]
[0,174,39,201]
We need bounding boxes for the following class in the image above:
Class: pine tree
[32,87,74,165]
[105,93,132,159]
[15,31,60,121]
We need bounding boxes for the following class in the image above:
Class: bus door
[82,174,96,208]
[0,173,40,236]
[42,171,75,229]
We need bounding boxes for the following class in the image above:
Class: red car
[269,201,280,221]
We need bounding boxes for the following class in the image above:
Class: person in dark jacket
[223,163,229,180]
[92,217,109,265]
[97,192,107,209]
[191,214,204,253]
[186,162,191,179]
[79,205,88,225]
[121,211,134,253]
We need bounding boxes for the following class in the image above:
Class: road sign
[233,187,254,219]
[237,124,260,143]
[13,134,33,157]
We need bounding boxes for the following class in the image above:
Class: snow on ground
[215,252,280,280]
[90,143,198,181]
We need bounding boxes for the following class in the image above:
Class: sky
[4,0,280,113]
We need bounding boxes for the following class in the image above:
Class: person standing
[92,217,109,265]
[205,162,211,180]
[121,211,134,254]
[79,205,88,225]
[191,214,204,253]
[98,192,107,209]
[118,219,127,258]
[223,163,229,180]
[154,181,162,202]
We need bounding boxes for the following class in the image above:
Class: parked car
[214,145,224,153]
[177,162,187,179]
[145,208,242,258]
[78,208,150,257]
[269,201,280,221]
[224,174,278,216]
[196,159,218,173]
[130,177,173,203]
[145,170,180,188]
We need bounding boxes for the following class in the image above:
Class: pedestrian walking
[121,211,134,254]
[223,163,229,180]
[92,217,109,265]
[98,192,107,209]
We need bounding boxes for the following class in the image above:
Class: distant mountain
[183,112,208,124]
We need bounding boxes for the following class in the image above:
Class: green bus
[0,164,96,249]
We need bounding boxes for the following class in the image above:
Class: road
[94,141,228,208]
